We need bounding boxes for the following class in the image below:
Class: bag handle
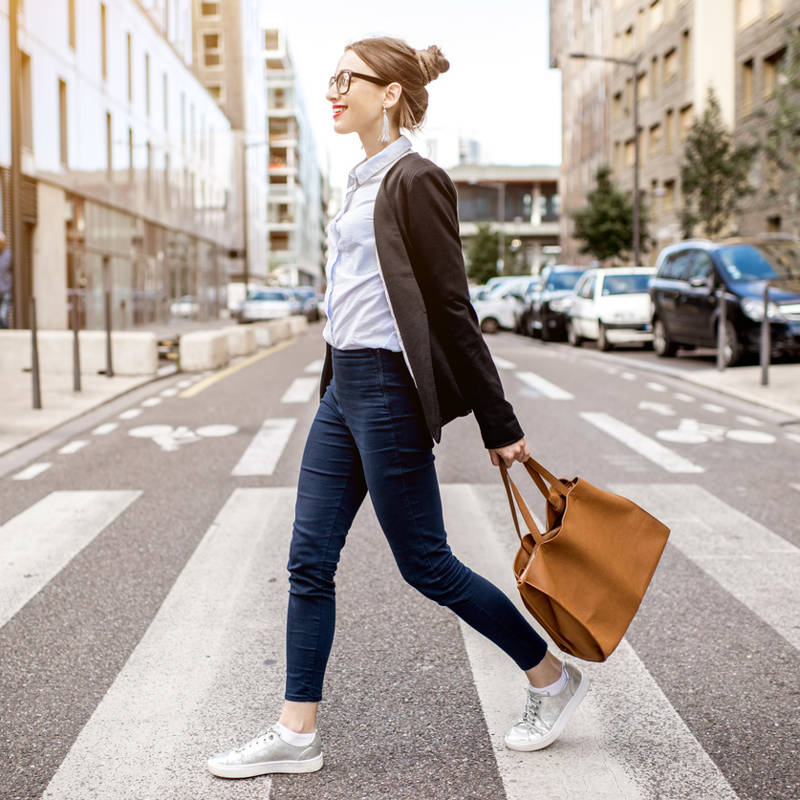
[498,462,547,547]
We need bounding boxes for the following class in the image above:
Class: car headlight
[549,297,573,313]
[741,298,785,322]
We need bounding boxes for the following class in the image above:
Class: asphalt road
[1,326,797,800]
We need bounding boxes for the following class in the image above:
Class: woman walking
[208,36,588,779]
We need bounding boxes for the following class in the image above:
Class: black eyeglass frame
[328,69,391,95]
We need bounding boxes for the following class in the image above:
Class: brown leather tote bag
[499,457,670,662]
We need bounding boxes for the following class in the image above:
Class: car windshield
[248,290,287,301]
[546,271,584,291]
[601,274,652,295]
[716,243,800,282]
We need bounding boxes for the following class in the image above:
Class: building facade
[550,0,800,264]
[447,164,561,275]
[0,0,236,330]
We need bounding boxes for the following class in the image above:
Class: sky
[260,0,562,192]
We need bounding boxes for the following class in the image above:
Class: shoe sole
[504,672,590,752]
[208,753,323,778]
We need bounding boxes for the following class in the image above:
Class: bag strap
[524,457,567,496]
[498,462,546,546]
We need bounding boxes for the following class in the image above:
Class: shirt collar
[349,135,412,187]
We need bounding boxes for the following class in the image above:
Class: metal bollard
[71,291,82,392]
[104,289,114,377]
[30,296,42,409]
[760,282,771,387]
[716,289,727,372]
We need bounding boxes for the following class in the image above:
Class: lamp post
[570,51,641,266]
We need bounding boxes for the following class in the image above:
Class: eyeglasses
[328,69,390,95]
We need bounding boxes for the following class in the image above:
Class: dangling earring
[379,106,391,143]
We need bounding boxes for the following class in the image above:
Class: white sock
[274,721,316,746]
[530,663,568,696]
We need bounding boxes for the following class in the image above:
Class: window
[742,59,754,114]
[681,30,690,78]
[679,104,693,139]
[68,0,76,49]
[649,123,662,156]
[200,1,220,15]
[59,79,68,166]
[649,0,663,32]
[663,48,677,82]
[106,111,112,178]
[203,32,222,67]
[577,274,596,300]
[127,33,132,102]
[665,108,674,152]
[763,49,786,99]
[625,138,635,167]
[623,26,633,56]
[688,252,714,283]
[21,52,33,151]
[637,8,645,47]
[614,141,622,173]
[663,179,676,212]
[264,29,279,49]
[145,54,150,116]
[613,91,623,120]
[637,71,649,101]
[100,3,107,80]
[651,56,658,99]
[207,83,222,101]
[737,0,760,28]
[766,215,781,232]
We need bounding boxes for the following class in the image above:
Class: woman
[208,36,588,779]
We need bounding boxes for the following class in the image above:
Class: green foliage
[465,223,499,285]
[680,87,755,238]
[571,165,647,263]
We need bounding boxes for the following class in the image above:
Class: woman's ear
[384,81,403,109]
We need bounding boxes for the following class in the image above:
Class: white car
[239,288,295,322]
[566,267,655,351]
[472,280,531,334]
[169,295,199,318]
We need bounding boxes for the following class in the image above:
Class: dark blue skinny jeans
[285,347,548,702]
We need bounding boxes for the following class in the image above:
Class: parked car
[567,267,655,350]
[291,287,321,322]
[649,236,800,366]
[239,288,295,322]
[472,280,530,334]
[169,295,199,318]
[527,265,587,340]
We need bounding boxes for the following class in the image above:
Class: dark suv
[650,237,800,366]
[527,265,587,340]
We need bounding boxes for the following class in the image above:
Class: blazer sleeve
[405,164,524,450]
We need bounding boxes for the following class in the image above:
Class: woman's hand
[489,437,531,468]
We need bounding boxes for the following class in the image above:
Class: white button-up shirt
[322,135,413,351]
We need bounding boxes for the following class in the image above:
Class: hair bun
[416,45,450,84]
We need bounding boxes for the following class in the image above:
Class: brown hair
[345,36,450,132]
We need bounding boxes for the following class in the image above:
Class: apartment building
[0,0,236,329]
[264,27,325,287]
[191,0,268,285]
[447,164,561,274]
[550,0,799,263]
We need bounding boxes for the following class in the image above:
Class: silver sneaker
[504,662,589,751]
[207,725,323,778]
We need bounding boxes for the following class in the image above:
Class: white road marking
[621,371,636,380]
[786,433,800,445]
[646,381,667,392]
[195,424,238,437]
[232,418,296,476]
[736,415,763,427]
[657,419,726,445]
[41,488,292,800]
[0,490,141,628]
[638,401,675,416]
[492,356,517,370]
[673,392,695,402]
[141,397,162,407]
[12,462,53,480]
[515,371,574,400]
[159,388,178,397]
[792,484,800,493]
[118,408,142,420]
[57,440,88,455]
[725,430,776,444]
[280,377,318,404]
[702,403,726,414]
[92,422,118,436]
[614,483,800,651]
[176,379,193,388]
[582,412,704,473]
[442,484,738,800]
[129,425,174,439]
[304,359,324,373]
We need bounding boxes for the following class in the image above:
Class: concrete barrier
[288,315,309,336]
[179,330,229,372]
[0,330,158,376]
[223,325,257,357]
[265,318,292,342]
[251,322,273,348]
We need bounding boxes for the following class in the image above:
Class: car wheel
[480,317,499,334]
[722,321,743,367]
[653,319,678,357]
[540,315,551,342]
[567,320,582,347]
[597,323,612,352]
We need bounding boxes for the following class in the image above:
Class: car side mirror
[689,276,712,291]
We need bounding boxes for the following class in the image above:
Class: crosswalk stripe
[492,356,516,370]
[231,418,296,476]
[280,377,318,404]
[92,422,118,435]
[12,462,52,480]
[441,483,739,800]
[41,488,293,800]
[304,359,324,373]
[0,491,141,629]
[516,371,574,400]
[613,483,800,651]
[581,412,704,473]
[57,440,88,455]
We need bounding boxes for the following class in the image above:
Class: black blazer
[320,151,524,450]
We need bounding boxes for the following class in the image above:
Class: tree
[680,87,754,238]
[758,28,800,236]
[465,223,499,285]
[571,165,647,263]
